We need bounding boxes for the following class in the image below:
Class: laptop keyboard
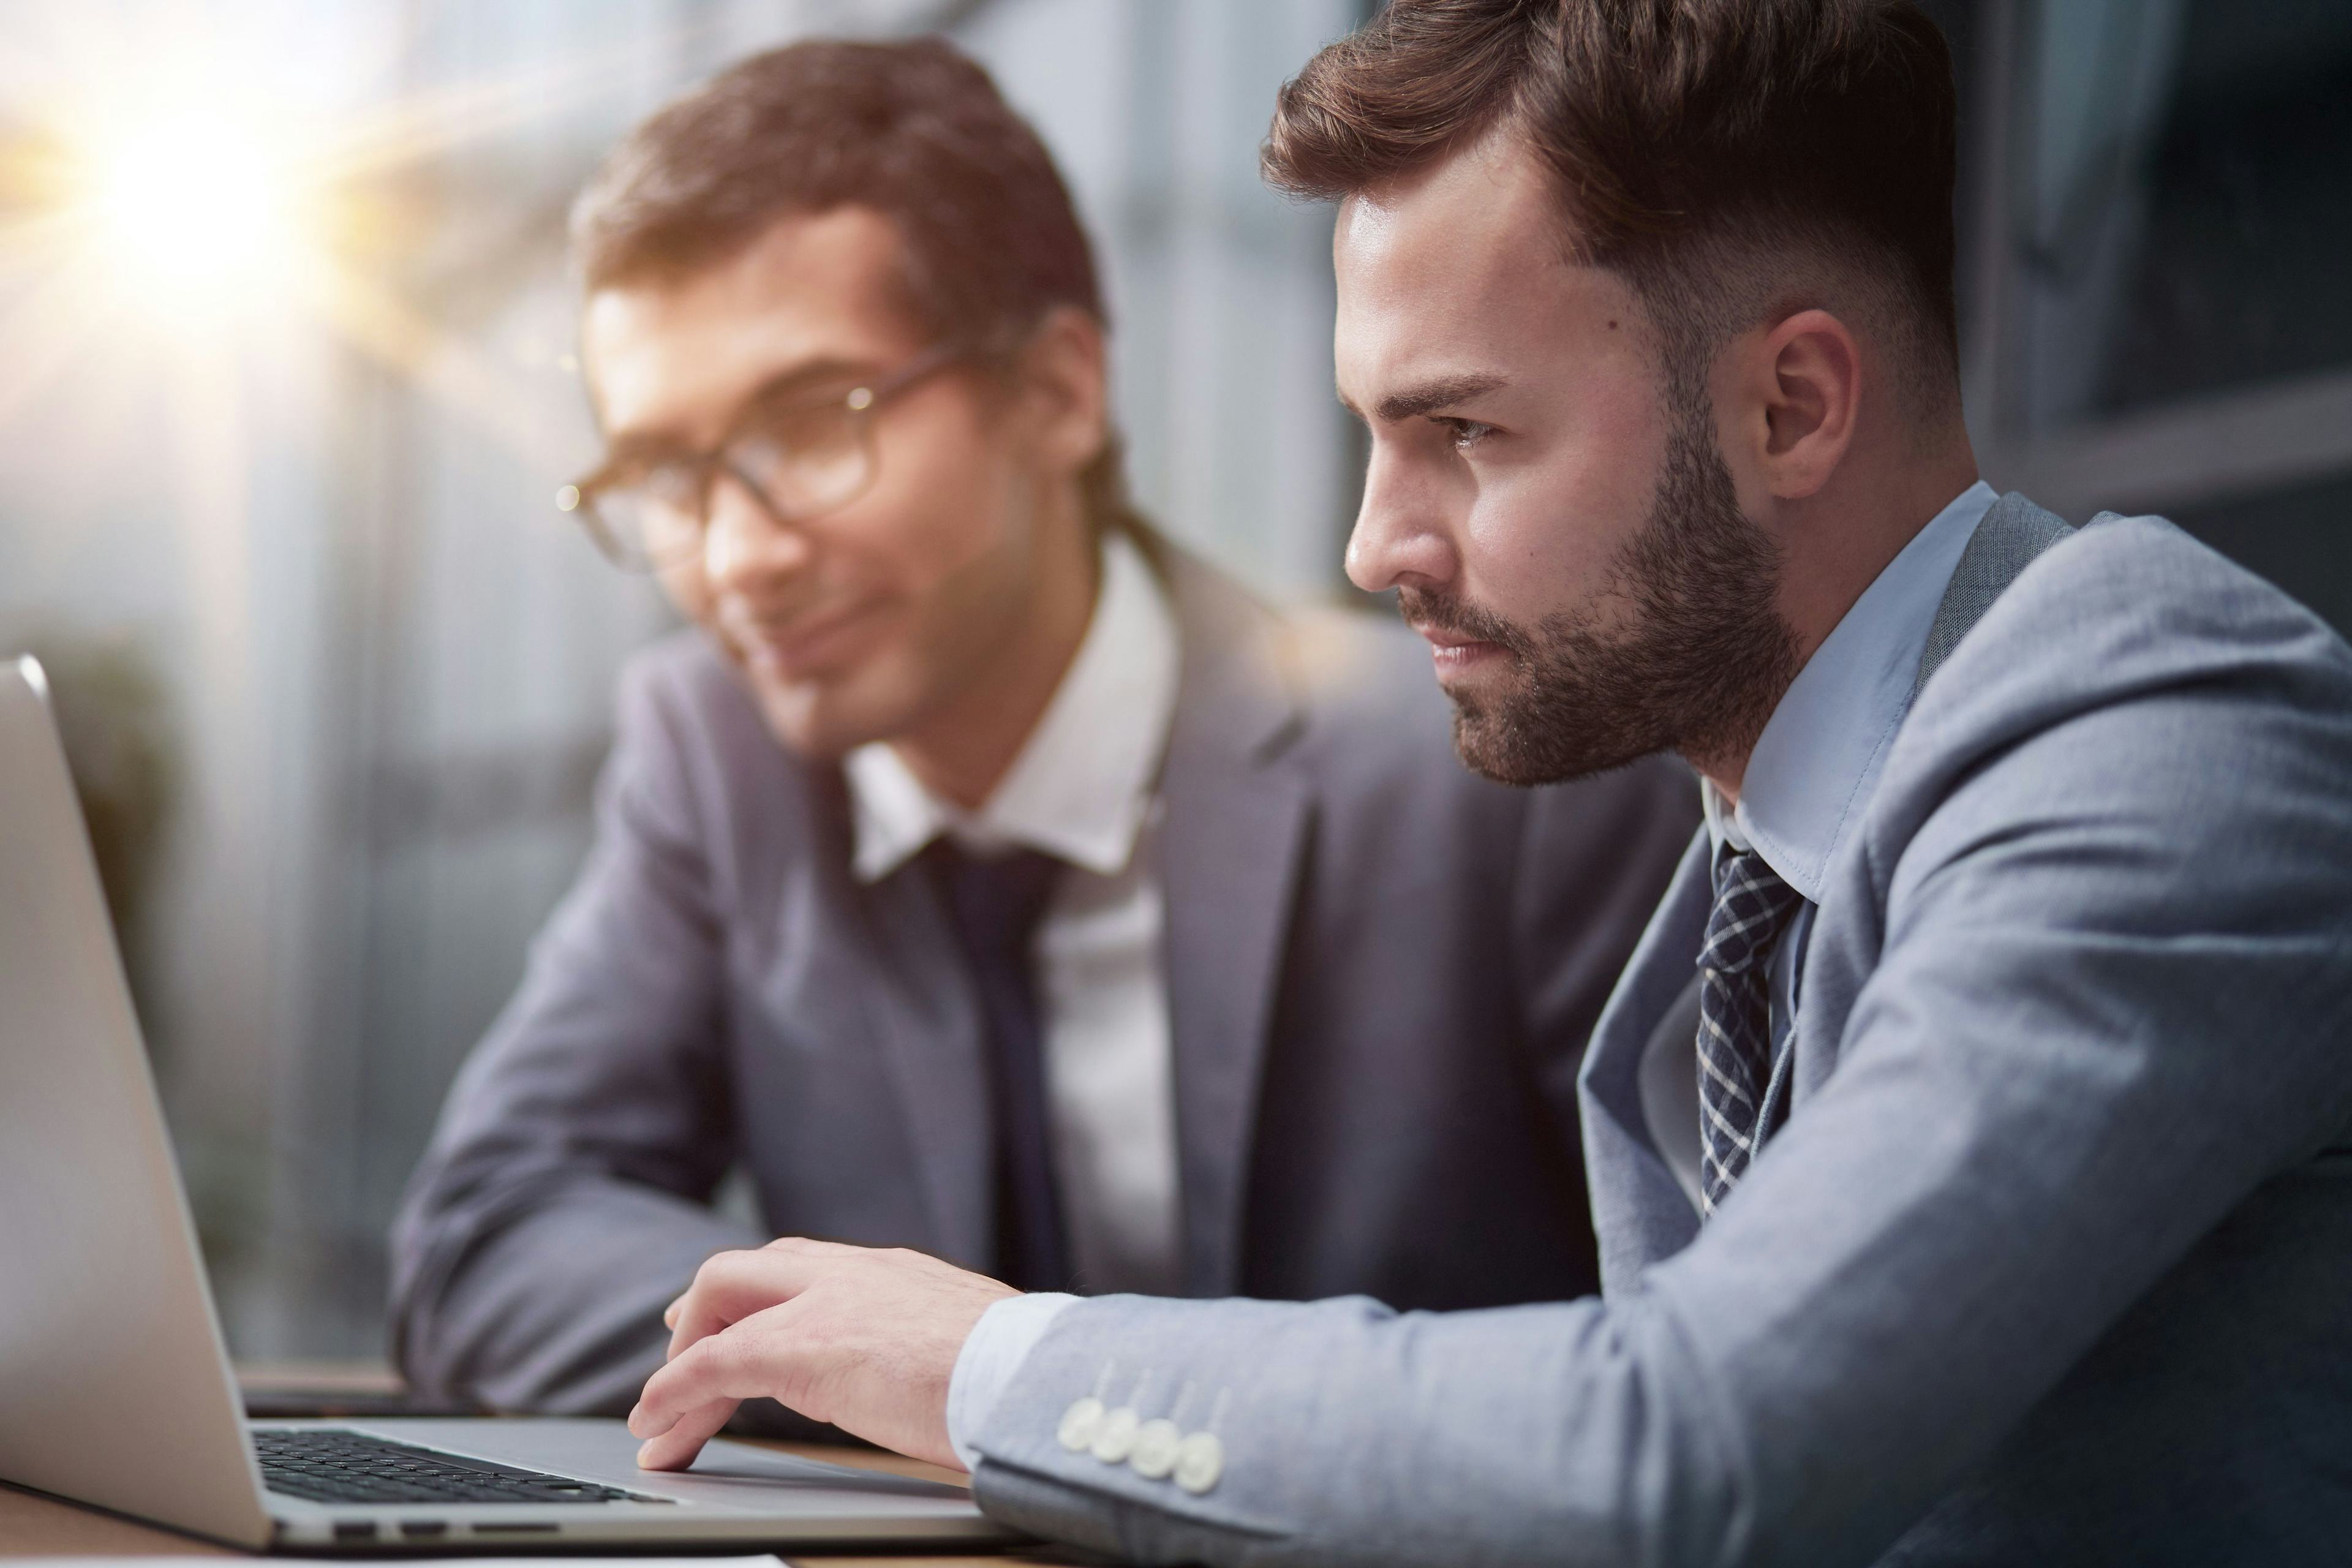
[254,1428,665,1507]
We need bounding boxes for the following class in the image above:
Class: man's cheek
[657,564,720,635]
[1476,465,1633,611]
[1460,490,1569,623]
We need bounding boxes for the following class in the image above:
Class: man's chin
[1438,668,1559,786]
[742,664,910,762]
[1447,698,1657,788]
[1449,710,1552,787]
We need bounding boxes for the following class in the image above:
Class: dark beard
[1401,407,1800,787]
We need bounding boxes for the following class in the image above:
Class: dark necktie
[1696,846,1806,1216]
[924,839,1072,1292]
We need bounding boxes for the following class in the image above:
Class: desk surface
[0,1441,1064,1567]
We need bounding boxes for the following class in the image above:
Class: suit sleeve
[959,573,2352,1565]
[387,654,763,1415]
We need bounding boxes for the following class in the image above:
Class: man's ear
[1731,307,1861,502]
[1015,304,1110,477]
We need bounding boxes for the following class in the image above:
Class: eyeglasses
[557,341,968,573]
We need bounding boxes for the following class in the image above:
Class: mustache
[1396,584,1532,657]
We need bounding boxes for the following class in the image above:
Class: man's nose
[1344,442,1458,595]
[703,473,812,595]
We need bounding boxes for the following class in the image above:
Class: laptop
[0,655,1019,1553]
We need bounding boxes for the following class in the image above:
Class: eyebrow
[601,355,885,458]
[1359,372,1509,424]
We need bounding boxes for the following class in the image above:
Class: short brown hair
[573,37,1139,531]
[1264,0,1961,415]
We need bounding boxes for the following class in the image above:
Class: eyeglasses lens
[592,484,703,571]
[587,402,875,570]
[733,403,870,518]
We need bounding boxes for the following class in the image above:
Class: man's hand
[627,1237,1019,1473]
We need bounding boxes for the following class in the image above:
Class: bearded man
[617,6,2352,1564]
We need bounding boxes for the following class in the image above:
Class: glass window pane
[2013,0,2352,428]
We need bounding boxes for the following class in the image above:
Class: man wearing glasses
[388,38,1694,1425]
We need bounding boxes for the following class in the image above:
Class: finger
[665,1259,781,1364]
[630,1318,801,1441]
[666,1248,836,1360]
[666,1292,724,1367]
[635,1396,737,1472]
[666,1239,856,1360]
[665,1286,714,1363]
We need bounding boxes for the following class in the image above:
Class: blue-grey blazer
[960,496,2352,1566]
[387,537,1697,1425]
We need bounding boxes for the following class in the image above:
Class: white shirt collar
[1703,481,1999,900]
[844,529,1180,883]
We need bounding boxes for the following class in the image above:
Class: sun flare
[86,111,295,298]
[0,7,712,461]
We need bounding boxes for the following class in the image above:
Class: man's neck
[895,516,1101,813]
[1694,441,1981,807]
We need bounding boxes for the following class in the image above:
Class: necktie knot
[929,840,1061,967]
[1700,848,1804,978]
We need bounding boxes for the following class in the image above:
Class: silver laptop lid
[0,656,274,1548]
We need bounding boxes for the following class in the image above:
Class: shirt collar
[1703,481,1999,900]
[845,529,1180,883]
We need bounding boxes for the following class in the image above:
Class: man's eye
[1437,417,1497,450]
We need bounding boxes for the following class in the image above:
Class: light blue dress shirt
[949,480,2001,1469]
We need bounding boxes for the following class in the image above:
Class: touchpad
[341,1417,974,1513]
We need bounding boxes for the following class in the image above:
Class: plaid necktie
[1697,846,1806,1216]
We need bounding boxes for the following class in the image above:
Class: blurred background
[0,0,2346,1363]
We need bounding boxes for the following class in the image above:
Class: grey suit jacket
[961,496,2352,1566]
[388,539,1697,1423]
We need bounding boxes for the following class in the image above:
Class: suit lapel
[1578,827,1714,1292]
[1151,548,1311,1297]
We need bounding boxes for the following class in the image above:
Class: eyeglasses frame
[557,339,973,572]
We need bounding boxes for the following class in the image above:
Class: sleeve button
[1055,1397,1106,1453]
[1128,1418,1182,1480]
[1088,1406,1140,1464]
[1174,1431,1224,1495]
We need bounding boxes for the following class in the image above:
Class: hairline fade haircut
[570,36,1141,533]
[1263,0,1963,423]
